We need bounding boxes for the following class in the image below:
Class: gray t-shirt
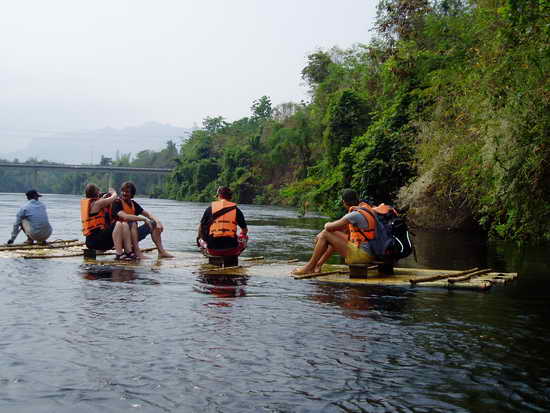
[10,199,53,241]
[343,210,373,254]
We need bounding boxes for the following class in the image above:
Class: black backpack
[373,206,415,260]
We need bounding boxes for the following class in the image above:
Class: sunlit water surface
[0,193,549,412]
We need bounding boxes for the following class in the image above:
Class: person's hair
[121,181,136,197]
[85,183,100,199]
[341,188,359,206]
[217,186,232,200]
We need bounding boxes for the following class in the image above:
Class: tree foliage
[163,0,548,242]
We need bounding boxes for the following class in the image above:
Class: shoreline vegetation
[1,1,548,243]
[164,0,549,244]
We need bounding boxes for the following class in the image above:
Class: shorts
[137,223,151,241]
[86,227,115,251]
[345,242,374,265]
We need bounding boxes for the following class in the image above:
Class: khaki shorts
[345,242,374,264]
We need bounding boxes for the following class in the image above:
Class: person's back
[7,190,52,244]
[22,199,52,235]
[198,186,248,253]
[207,198,240,249]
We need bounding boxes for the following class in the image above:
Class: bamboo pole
[23,251,85,259]
[293,270,348,280]
[203,265,243,273]
[448,281,492,291]
[242,256,264,261]
[410,267,479,284]
[415,279,493,291]
[447,268,492,283]
[23,247,157,259]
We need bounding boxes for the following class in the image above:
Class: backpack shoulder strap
[211,205,237,221]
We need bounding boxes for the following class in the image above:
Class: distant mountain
[0,122,192,164]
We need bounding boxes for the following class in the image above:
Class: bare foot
[314,265,323,273]
[291,266,316,276]
[158,251,175,259]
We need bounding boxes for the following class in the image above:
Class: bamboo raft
[0,239,157,260]
[289,265,517,291]
[0,244,518,291]
[0,239,82,251]
[199,258,517,291]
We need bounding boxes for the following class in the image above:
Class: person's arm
[90,189,117,214]
[140,210,162,232]
[197,207,212,239]
[236,208,248,236]
[117,209,151,225]
[8,207,25,243]
[324,216,349,232]
[117,201,153,227]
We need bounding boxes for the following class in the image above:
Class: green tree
[323,89,372,166]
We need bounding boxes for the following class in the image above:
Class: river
[0,193,548,412]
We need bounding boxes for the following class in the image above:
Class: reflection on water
[310,284,412,318]
[80,265,159,284]
[194,273,248,298]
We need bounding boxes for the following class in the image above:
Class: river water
[0,193,548,412]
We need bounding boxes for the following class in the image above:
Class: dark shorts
[137,223,151,241]
[86,227,115,251]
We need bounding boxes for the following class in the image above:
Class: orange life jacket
[81,198,108,236]
[114,199,136,222]
[348,203,377,247]
[371,203,397,216]
[209,200,237,238]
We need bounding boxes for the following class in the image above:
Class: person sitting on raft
[292,188,384,275]
[81,184,134,260]
[111,181,173,259]
[197,186,248,256]
[7,189,52,245]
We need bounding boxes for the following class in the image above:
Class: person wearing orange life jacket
[111,181,173,259]
[292,188,379,275]
[197,186,248,252]
[81,183,134,260]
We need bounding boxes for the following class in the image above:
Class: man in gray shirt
[292,188,379,275]
[7,189,53,245]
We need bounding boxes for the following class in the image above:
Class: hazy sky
[0,0,378,151]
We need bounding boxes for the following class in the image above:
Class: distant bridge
[0,162,172,174]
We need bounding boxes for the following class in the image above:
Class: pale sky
[0,0,378,151]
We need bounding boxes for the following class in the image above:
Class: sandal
[125,251,137,260]
[115,253,133,261]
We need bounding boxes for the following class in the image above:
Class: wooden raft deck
[300,266,518,291]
